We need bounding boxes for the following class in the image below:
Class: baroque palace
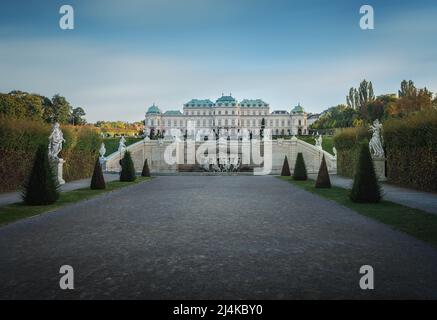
[144,94,308,137]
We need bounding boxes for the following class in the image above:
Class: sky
[0,0,436,122]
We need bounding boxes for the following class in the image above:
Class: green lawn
[279,176,437,248]
[103,137,143,155]
[0,177,151,227]
[297,135,334,155]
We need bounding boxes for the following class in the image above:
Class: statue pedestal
[51,158,66,185]
[99,156,106,172]
[372,157,387,182]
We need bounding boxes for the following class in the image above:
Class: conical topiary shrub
[22,144,60,205]
[90,158,106,189]
[315,154,331,188]
[281,156,291,176]
[293,152,307,181]
[141,158,151,177]
[120,151,136,182]
[350,142,382,203]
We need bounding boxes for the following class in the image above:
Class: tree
[311,105,359,129]
[22,144,59,205]
[292,152,307,180]
[71,107,86,125]
[350,142,381,203]
[389,80,433,116]
[90,158,106,189]
[120,151,136,182]
[281,156,291,176]
[141,158,150,177]
[44,94,72,124]
[346,80,375,119]
[315,155,331,188]
[398,80,417,98]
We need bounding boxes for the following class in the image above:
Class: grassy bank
[279,176,437,248]
[0,177,151,227]
[297,135,334,155]
[103,137,143,155]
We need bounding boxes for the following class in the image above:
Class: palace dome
[146,104,161,114]
[291,104,304,113]
[216,94,236,104]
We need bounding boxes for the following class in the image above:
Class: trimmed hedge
[293,152,308,181]
[334,111,437,192]
[120,151,136,182]
[281,156,291,176]
[383,110,437,192]
[350,142,381,203]
[0,117,101,193]
[333,127,370,178]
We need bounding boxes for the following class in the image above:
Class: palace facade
[144,94,308,137]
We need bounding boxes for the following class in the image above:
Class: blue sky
[1,0,436,122]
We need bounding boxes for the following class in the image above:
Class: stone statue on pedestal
[369,119,384,158]
[315,134,323,150]
[48,122,66,185]
[369,119,386,181]
[118,136,126,152]
[99,142,106,169]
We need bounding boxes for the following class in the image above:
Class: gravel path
[1,176,437,299]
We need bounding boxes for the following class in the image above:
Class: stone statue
[315,134,323,150]
[332,146,337,158]
[99,142,106,158]
[48,122,65,160]
[118,136,126,152]
[48,122,66,185]
[369,119,384,158]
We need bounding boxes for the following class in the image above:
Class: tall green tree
[71,107,86,125]
[44,94,72,124]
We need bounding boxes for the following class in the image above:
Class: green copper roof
[216,95,236,103]
[184,99,214,108]
[291,104,304,113]
[146,104,161,114]
[163,110,182,116]
[240,99,268,108]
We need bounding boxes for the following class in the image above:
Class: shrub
[315,155,331,188]
[350,142,381,203]
[120,151,136,182]
[0,117,101,192]
[62,125,101,181]
[333,126,370,177]
[141,158,151,177]
[293,152,307,180]
[90,158,106,189]
[281,156,291,176]
[22,144,59,205]
[383,109,437,192]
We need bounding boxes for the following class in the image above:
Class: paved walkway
[0,174,120,206]
[1,176,437,299]
[307,174,437,215]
